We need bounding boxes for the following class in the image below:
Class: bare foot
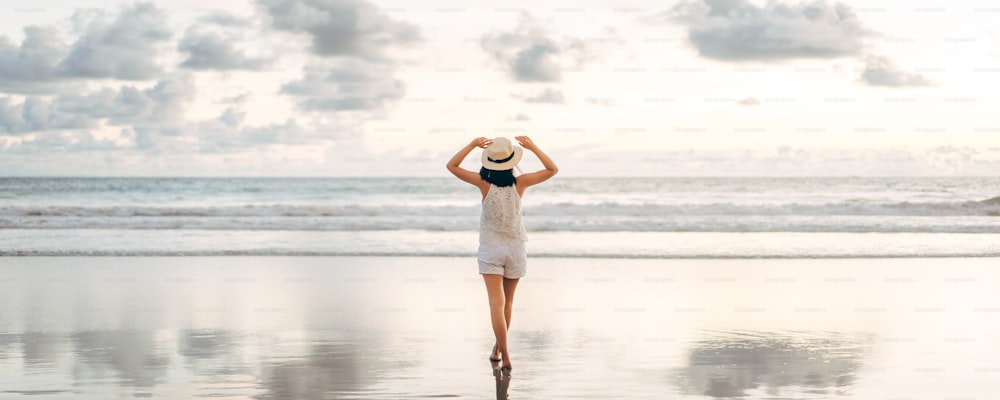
[489,343,501,361]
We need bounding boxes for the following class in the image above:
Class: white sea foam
[2,230,998,258]
[3,194,999,217]
[2,177,998,256]
[1,199,998,232]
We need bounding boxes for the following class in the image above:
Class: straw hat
[481,137,523,170]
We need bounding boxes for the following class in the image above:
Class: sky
[0,0,999,176]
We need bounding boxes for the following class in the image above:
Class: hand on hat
[515,136,537,152]
[470,137,493,149]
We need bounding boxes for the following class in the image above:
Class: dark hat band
[487,151,515,164]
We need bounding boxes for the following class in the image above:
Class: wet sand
[1,256,999,399]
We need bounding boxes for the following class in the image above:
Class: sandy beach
[1,256,999,399]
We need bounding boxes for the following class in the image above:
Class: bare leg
[483,274,512,369]
[503,277,519,327]
[492,277,520,361]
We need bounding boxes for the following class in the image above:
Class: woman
[446,136,558,374]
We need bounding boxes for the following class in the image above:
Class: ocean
[3,178,1000,398]
[2,176,999,257]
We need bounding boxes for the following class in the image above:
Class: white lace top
[480,184,528,245]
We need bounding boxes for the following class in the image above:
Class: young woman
[446,136,558,374]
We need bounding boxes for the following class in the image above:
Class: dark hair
[479,167,516,187]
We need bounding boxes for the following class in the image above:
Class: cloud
[0,0,409,174]
[218,107,245,128]
[481,14,602,82]
[664,0,869,61]
[860,56,932,87]
[0,97,93,133]
[198,11,253,27]
[5,130,121,154]
[6,101,343,156]
[658,1,929,91]
[256,0,420,61]
[483,31,560,81]
[0,98,25,132]
[62,74,195,126]
[0,2,172,94]
[219,93,252,104]
[516,88,565,103]
[257,0,418,115]
[57,3,172,80]
[178,27,271,70]
[0,74,196,135]
[0,26,67,93]
[281,61,405,112]
[191,117,327,153]
[928,145,971,155]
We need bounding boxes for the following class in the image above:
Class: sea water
[2,177,999,257]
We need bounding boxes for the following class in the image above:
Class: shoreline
[5,230,999,259]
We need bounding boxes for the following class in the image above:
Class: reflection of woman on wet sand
[446,136,558,374]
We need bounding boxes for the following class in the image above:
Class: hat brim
[481,146,523,171]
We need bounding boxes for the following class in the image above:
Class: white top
[479,184,528,245]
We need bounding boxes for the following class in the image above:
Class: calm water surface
[1,257,998,399]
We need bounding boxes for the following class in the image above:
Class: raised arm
[447,137,492,186]
[514,136,558,189]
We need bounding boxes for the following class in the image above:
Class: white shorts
[477,242,527,279]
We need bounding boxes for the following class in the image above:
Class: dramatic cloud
[256,0,420,61]
[860,56,932,87]
[178,28,271,70]
[515,88,565,104]
[57,3,172,80]
[281,61,405,112]
[664,0,869,61]
[481,14,600,82]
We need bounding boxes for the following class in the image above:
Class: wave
[0,204,477,218]
[3,197,999,219]
[4,215,1000,232]
[2,198,1000,233]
